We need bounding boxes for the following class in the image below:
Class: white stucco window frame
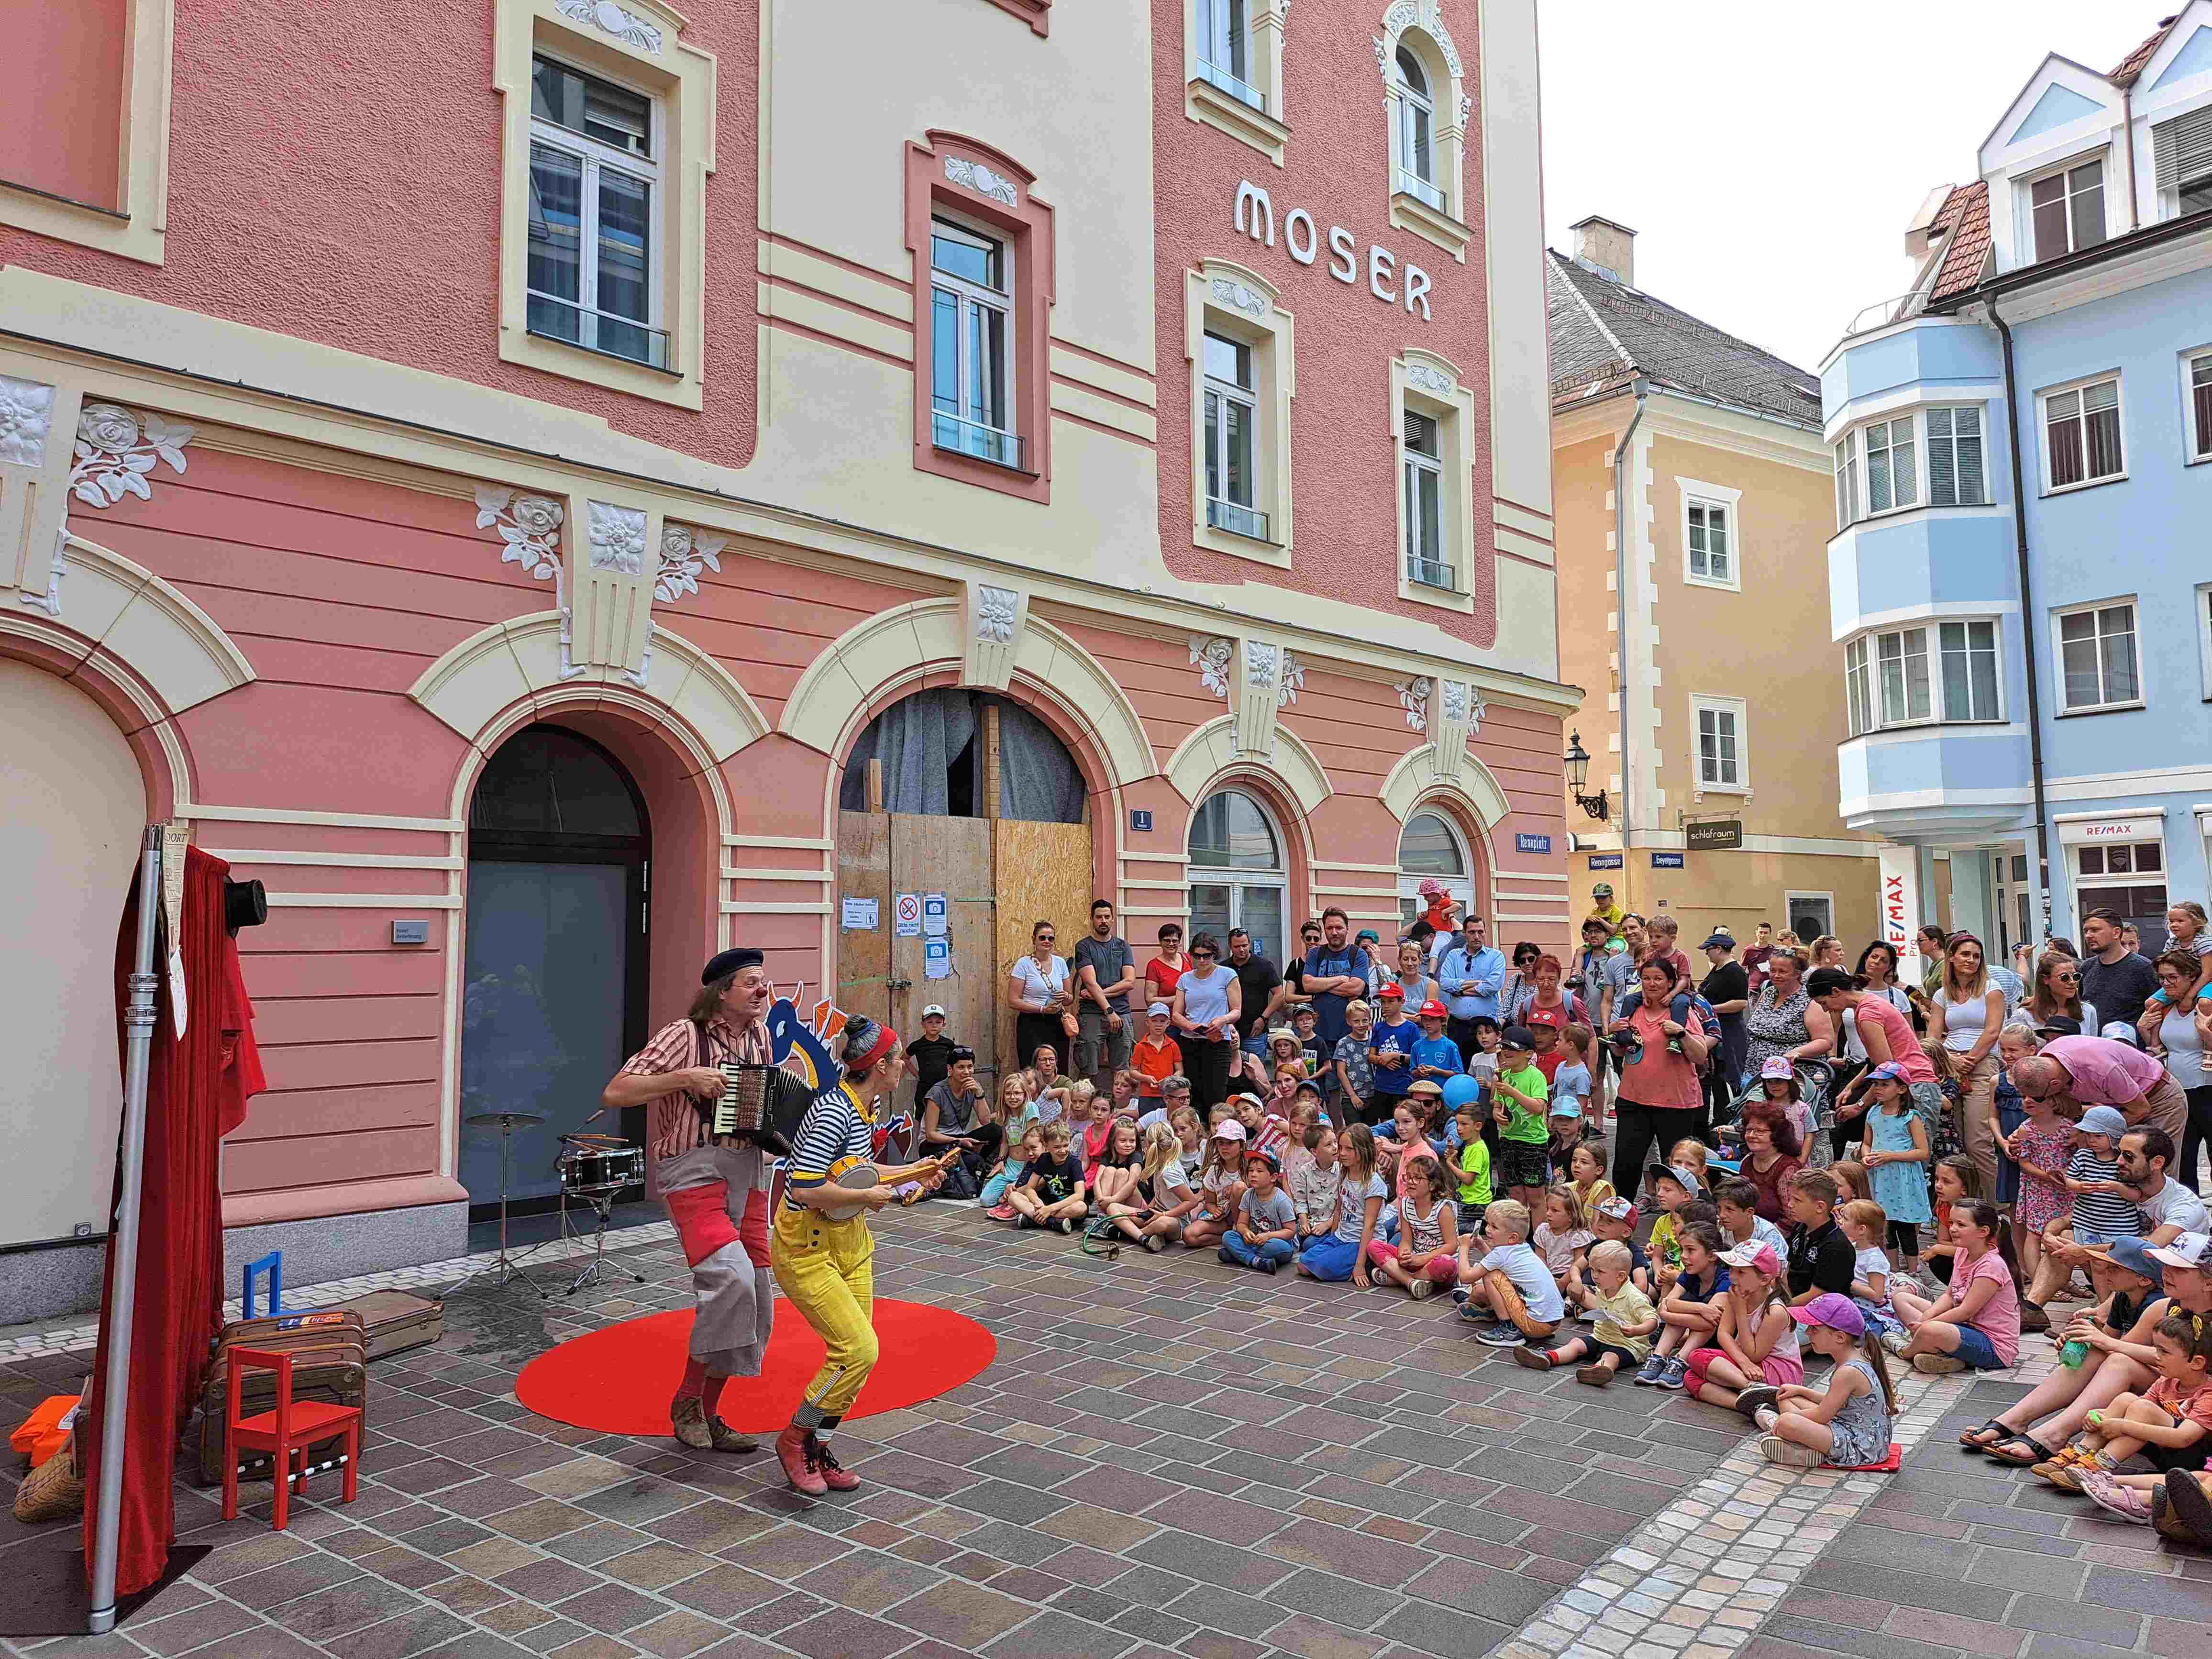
[1186,261,1294,567]
[1689,693,1750,796]
[2182,345,2212,465]
[2050,595,2146,717]
[1676,476,1743,592]
[2035,370,2128,496]
[492,0,714,410]
[1785,892,1836,940]
[0,0,173,265]
[1392,348,1475,613]
[1377,1,1473,263]
[1184,0,1291,167]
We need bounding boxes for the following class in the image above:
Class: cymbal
[465,1110,546,1126]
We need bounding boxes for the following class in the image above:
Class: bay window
[2043,376,2124,491]
[1924,406,1986,505]
[1844,619,2004,734]
[1863,416,1917,513]
[929,217,1019,468]
[1834,406,1986,527]
[528,55,666,369]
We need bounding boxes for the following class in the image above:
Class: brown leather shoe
[670,1394,715,1450]
[776,1425,827,1496]
[708,1416,759,1453]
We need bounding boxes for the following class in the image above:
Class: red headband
[851,1023,899,1073]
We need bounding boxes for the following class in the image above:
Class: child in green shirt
[1492,1025,1551,1210]
[1450,1100,1492,1230]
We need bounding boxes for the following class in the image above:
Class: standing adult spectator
[2029,951,2095,1033]
[1607,956,1714,1202]
[1742,943,1836,1081]
[1574,917,1623,1116]
[1916,925,1950,994]
[1828,944,1913,1145]
[1074,899,1136,1093]
[1931,933,2008,1194]
[2012,1032,2192,1153]
[1808,936,1846,973]
[1603,915,1654,1052]
[1142,923,1191,1013]
[1743,921,1775,995]
[1699,931,1751,1105]
[1386,937,1441,1011]
[1008,920,1076,1080]
[1171,933,1242,1108]
[1300,908,1369,1050]
[1283,918,1324,1003]
[1499,942,1542,1026]
[1516,955,1587,1040]
[1810,966,1942,1155]
[1646,916,1693,984]
[2082,907,2160,1030]
[2142,951,2212,1192]
[1438,913,1506,1065]
[1226,927,1285,1051]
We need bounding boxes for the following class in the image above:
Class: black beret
[701,948,764,985]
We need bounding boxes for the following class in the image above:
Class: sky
[1537,1,2163,374]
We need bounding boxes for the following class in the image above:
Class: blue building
[1821,5,2212,961]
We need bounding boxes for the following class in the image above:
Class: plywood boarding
[887,813,995,1084]
[834,811,892,1032]
[992,819,1096,1082]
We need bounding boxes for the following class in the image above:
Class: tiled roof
[1544,251,1821,425]
[1925,179,1992,302]
[2110,15,2179,86]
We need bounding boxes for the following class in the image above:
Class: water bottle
[2059,1338,2088,1368]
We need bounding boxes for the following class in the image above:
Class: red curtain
[80,847,263,1598]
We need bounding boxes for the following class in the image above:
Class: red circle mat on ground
[514,1300,995,1436]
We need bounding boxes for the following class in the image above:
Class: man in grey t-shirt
[1075,898,1137,1092]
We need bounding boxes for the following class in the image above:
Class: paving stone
[883,1577,1036,1647]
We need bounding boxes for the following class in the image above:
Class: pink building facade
[0,0,1567,1317]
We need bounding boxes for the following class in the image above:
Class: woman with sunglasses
[1008,919,1075,1082]
[1170,933,1243,1109]
[2028,951,2095,1035]
[1930,934,2008,1196]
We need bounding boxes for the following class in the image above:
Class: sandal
[2032,1443,2090,1481]
[1958,1418,2013,1451]
[1986,1434,2052,1466]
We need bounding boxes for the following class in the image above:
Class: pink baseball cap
[1718,1240,1781,1277]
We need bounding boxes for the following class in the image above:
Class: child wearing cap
[1747,1294,1899,1469]
[2069,1312,2212,1515]
[1683,1240,1803,1415]
[1547,1095,1585,1176]
[1635,1220,1730,1388]
[1219,1147,1299,1274]
[1585,1194,1652,1299]
[1644,1161,1704,1279]
[1861,1061,1933,1265]
[1181,1120,1248,1250]
[1412,1001,1464,1084]
[905,1005,957,1118]
[1453,1197,1566,1346]
[1492,1026,1552,1210]
[1368,987,1419,1114]
[1131,1003,1180,1102]
[1516,1239,1657,1386]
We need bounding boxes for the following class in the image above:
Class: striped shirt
[785,1081,876,1214]
[622,1015,771,1162]
[2066,1149,2142,1237]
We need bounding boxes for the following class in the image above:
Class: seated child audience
[1517,1239,1657,1386]
[1533,1185,1593,1297]
[1668,1138,1714,1191]
[1548,1098,1586,1175]
[1747,1294,1898,1469]
[1136,1120,1198,1251]
[1366,1150,1459,1297]
[1567,1139,1614,1219]
[1715,1176,1789,1257]
[1288,1121,1341,1245]
[1011,1120,1088,1233]
[1683,1241,1803,1414]
[1783,1168,1858,1306]
[1584,1195,1652,1300]
[1825,1159,1872,1208]
[1219,1147,1298,1273]
[1089,1114,1149,1243]
[1297,1123,1386,1284]
[1645,1161,1705,1280]
[984,1124,1042,1219]
[1919,1153,1976,1286]
[1835,1196,1901,1336]
[1182,1119,1248,1250]
[2050,1315,2212,1501]
[1454,1197,1566,1346]
[1637,1219,1730,1388]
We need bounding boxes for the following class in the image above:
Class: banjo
[819,1154,881,1222]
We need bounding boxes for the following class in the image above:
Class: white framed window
[1394,47,1442,212]
[1924,406,1988,505]
[1687,499,1732,584]
[1188,788,1288,962]
[2070,836,2168,952]
[1195,0,1261,110]
[1845,636,1875,734]
[1872,627,1934,727]
[1202,331,1265,541]
[2152,108,2212,222]
[1397,810,1474,932]
[1404,409,1448,590]
[929,215,1020,469]
[2041,376,2124,491]
[1786,892,1835,941]
[1184,0,1286,163]
[1937,619,2003,723]
[2188,351,2212,464]
[1691,695,1748,792]
[2195,583,2212,701]
[1834,433,1862,531]
[1862,416,1918,514]
[2028,156,2108,262]
[527,54,666,370]
[2054,600,2142,714]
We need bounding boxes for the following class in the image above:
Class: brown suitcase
[214,1309,366,1362]
[191,1348,368,1486]
[319,1290,444,1360]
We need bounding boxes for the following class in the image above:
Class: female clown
[770,1015,958,1494]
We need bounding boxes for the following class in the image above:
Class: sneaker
[1474,1322,1526,1347]
[1574,1363,1616,1387]
[1913,1353,1966,1375]
[2049,1453,2115,1493]
[1457,1301,1489,1323]
[1632,1353,1668,1387]
[1053,1216,1074,1235]
[1449,1285,1471,1305]
[2032,1440,2090,1481]
[1760,1435,1823,1468]
[1408,1278,1436,1300]
[1513,1347,1556,1371]
[1879,1327,1911,1357]
[775,1424,828,1497]
[1753,1407,1780,1432]
[1143,1234,1168,1253]
[1258,1256,1278,1275]
[1654,1357,1689,1391]
[986,1203,1017,1222]
[1733,1385,1781,1422]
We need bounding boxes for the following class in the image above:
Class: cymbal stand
[447,1115,545,1300]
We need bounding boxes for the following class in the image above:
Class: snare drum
[559,1140,643,1193]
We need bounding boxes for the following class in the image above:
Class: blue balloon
[1441,1074,1481,1111]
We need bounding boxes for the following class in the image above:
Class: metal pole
[88,826,163,1634]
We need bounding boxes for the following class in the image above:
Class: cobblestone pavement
[2,1205,2208,1659]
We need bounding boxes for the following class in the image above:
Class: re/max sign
[1234,181,1435,321]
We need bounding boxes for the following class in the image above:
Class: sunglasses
[1191,950,1216,960]
[2051,971,2079,983]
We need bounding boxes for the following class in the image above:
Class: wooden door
[992,819,1096,1083]
[835,811,997,1083]
[834,811,893,1032]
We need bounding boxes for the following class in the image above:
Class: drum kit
[450,1111,649,1300]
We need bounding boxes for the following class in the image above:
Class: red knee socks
[675,1358,708,1399]
[701,1372,728,1416]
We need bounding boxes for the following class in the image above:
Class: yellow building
[1548,218,1889,950]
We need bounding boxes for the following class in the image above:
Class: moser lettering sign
[1234,181,1434,321]
[1684,819,1743,852]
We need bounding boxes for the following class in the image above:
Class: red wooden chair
[220,1347,362,1530]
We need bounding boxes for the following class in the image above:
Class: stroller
[1714,1058,1837,1171]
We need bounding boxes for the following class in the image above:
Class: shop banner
[1878,844,1922,984]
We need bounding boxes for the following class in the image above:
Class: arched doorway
[1188,787,1289,962]
[459,724,649,1215]
[1397,808,1474,932]
[0,661,146,1254]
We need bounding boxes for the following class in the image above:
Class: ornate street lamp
[1565,730,1609,822]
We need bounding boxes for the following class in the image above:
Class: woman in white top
[1929,933,2007,1196]
[1170,932,1243,1110]
[2145,948,2212,1194]
[1006,919,1075,1081]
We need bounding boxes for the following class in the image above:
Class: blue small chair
[243,1250,282,1319]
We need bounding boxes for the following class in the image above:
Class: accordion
[710,1061,813,1152]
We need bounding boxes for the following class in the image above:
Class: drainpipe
[1613,381,1650,858]
[2122,86,2141,234]
[1989,302,2056,936]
